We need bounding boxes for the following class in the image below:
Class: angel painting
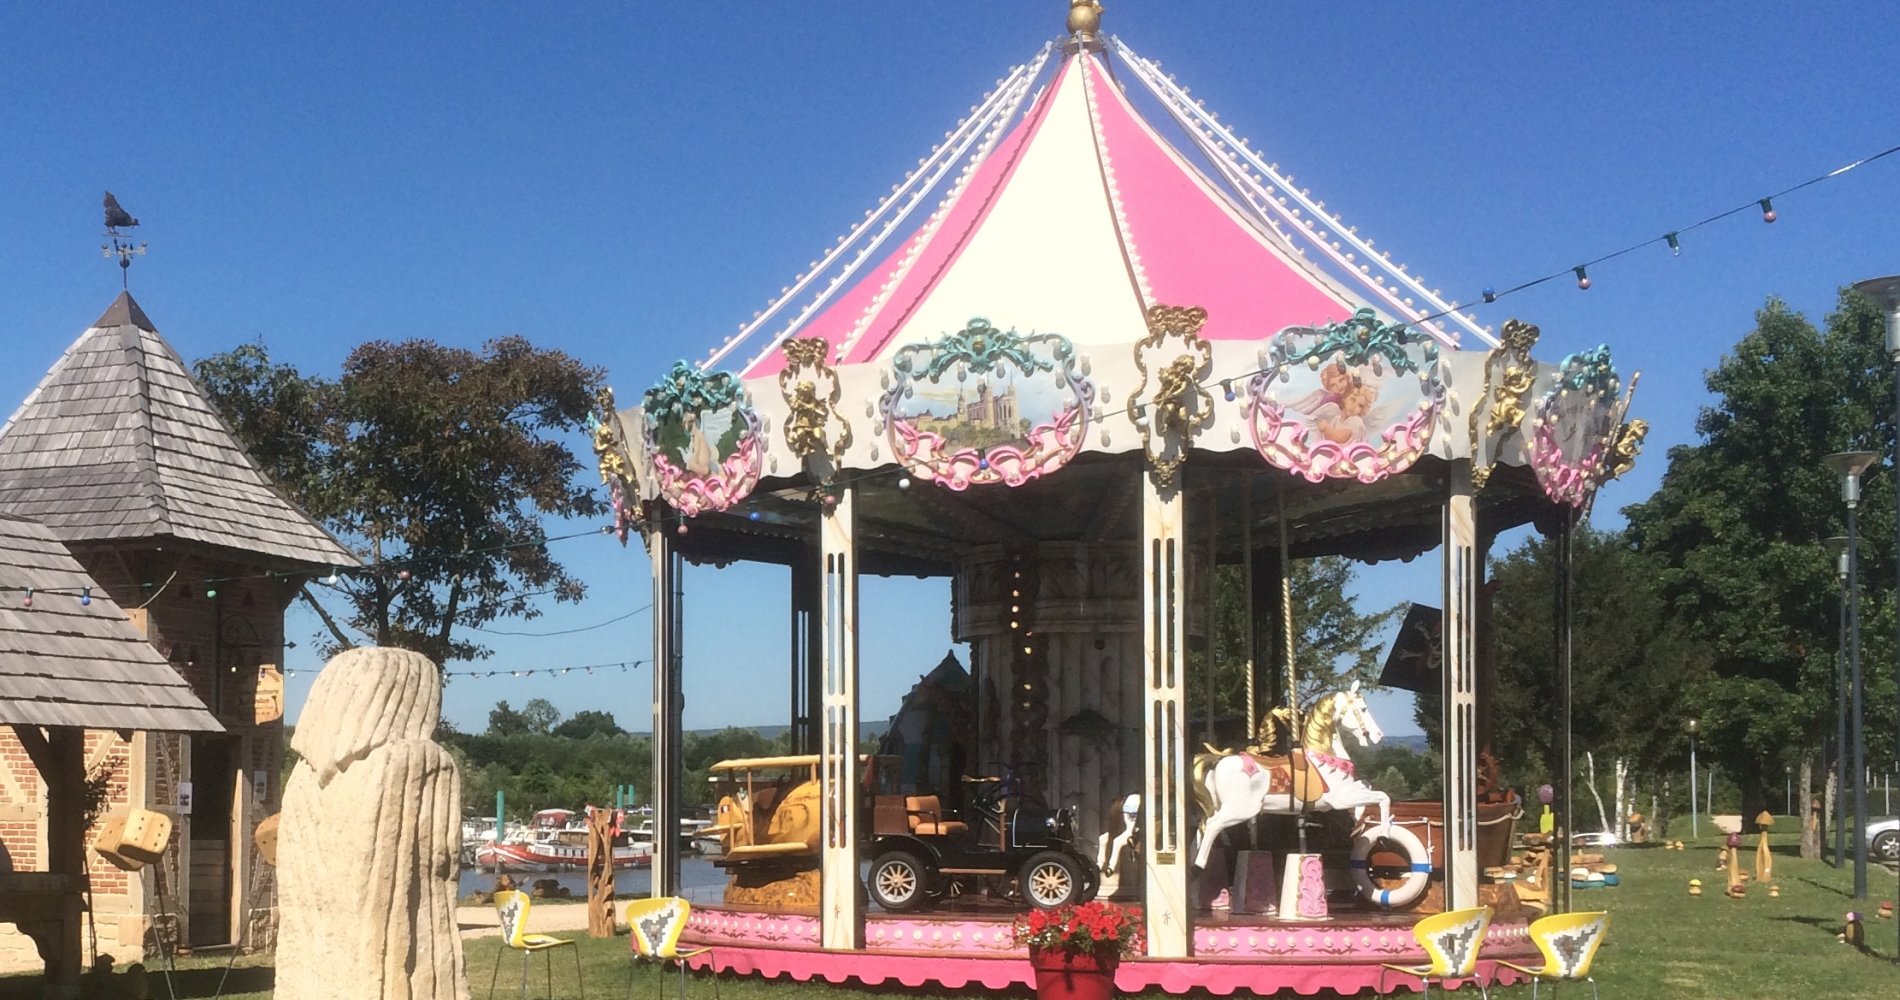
[1290,360,1388,445]
[680,410,716,476]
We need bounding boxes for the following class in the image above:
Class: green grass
[8,832,1897,998]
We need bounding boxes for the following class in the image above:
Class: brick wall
[2,544,297,964]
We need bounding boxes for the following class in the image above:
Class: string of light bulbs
[0,523,619,606]
[281,658,646,680]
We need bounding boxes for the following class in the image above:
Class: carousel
[594,3,1642,994]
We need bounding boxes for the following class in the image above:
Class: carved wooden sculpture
[277,647,467,1000]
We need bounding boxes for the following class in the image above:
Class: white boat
[473,807,653,871]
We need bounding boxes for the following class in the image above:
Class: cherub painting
[1289,360,1388,445]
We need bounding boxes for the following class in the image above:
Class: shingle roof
[0,293,357,570]
[0,514,222,732]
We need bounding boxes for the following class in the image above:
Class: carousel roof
[718,30,1499,380]
[597,7,1642,564]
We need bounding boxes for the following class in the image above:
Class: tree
[487,700,531,737]
[1200,555,1400,723]
[1422,528,1708,811]
[553,709,626,740]
[518,698,562,735]
[195,337,606,664]
[1625,292,1900,816]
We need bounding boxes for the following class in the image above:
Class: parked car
[1867,816,1900,864]
[1571,831,1619,849]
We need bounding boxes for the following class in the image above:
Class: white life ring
[1350,825,1431,909]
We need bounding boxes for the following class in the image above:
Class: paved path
[457,899,632,938]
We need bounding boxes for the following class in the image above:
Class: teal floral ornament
[640,361,761,516]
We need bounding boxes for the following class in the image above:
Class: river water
[458,856,729,903]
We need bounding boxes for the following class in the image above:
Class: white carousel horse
[1188,681,1390,870]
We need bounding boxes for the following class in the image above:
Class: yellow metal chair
[626,896,718,1000]
[489,889,584,999]
[1379,905,1495,998]
[1498,911,1609,1000]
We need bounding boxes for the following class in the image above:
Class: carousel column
[1440,461,1481,910]
[1141,473,1191,957]
[818,487,862,950]
[648,525,685,897]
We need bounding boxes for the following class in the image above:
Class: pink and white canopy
[717,40,1497,381]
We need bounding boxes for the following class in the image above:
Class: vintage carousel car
[598,3,1640,994]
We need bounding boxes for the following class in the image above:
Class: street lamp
[1824,449,1877,899]
[1686,718,1699,839]
[1825,533,1849,869]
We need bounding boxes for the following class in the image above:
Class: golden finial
[1067,1,1103,39]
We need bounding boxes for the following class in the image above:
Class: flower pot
[1029,947,1118,1000]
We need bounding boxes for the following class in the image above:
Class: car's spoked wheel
[1874,831,1900,864]
[870,851,929,912]
[1021,851,1081,909]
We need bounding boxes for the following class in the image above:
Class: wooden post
[1441,460,1480,910]
[1140,473,1190,956]
[585,808,616,937]
[12,725,84,990]
[819,487,861,950]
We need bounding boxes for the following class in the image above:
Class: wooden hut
[0,513,223,989]
[0,293,356,970]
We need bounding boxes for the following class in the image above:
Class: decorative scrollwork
[880,318,1094,490]
[1246,308,1444,484]
[639,362,761,517]
[777,338,852,477]
[1530,346,1624,506]
[587,387,645,543]
[1129,304,1213,488]
[1470,318,1541,491]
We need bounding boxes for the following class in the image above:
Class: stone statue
[276,647,467,1000]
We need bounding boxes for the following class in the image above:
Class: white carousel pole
[1441,460,1481,909]
[1141,471,1192,957]
[648,521,684,897]
[819,486,863,950]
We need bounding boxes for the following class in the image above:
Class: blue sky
[4,3,1898,738]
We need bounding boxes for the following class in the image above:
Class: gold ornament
[777,338,852,474]
[1471,318,1540,489]
[1066,1,1103,38]
[1128,304,1212,488]
[1606,418,1648,482]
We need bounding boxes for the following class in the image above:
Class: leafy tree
[518,698,562,735]
[1421,528,1708,800]
[1200,555,1400,724]
[195,337,606,664]
[553,709,627,740]
[487,700,531,737]
[1625,292,1899,815]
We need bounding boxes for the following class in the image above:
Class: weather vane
[100,191,146,289]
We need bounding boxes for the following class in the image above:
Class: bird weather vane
[101,191,147,289]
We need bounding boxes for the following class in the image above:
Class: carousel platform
[678,903,1536,995]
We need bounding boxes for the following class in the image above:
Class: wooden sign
[254,665,284,726]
